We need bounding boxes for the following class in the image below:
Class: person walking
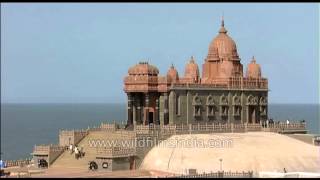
[80,147,84,158]
[69,144,73,154]
[0,160,4,169]
[74,146,79,159]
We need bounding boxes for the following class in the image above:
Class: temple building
[124,18,268,127]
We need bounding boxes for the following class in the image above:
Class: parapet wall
[59,130,88,146]
[32,144,65,165]
[4,159,32,168]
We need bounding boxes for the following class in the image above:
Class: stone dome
[167,64,179,83]
[246,56,261,78]
[207,19,240,61]
[140,132,319,174]
[128,62,159,76]
[184,56,199,80]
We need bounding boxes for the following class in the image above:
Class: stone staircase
[50,132,100,170]
[50,130,136,170]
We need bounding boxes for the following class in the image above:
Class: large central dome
[207,18,240,61]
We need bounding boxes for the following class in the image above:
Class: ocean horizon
[1,103,319,161]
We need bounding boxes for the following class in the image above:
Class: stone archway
[247,95,259,124]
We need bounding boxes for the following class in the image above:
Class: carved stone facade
[167,89,268,124]
[124,18,268,126]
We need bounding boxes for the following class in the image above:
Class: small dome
[219,60,233,78]
[128,62,159,76]
[246,56,261,78]
[184,56,199,81]
[207,18,239,61]
[167,64,179,83]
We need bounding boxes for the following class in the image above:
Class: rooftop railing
[32,144,65,155]
[163,170,254,178]
[134,122,306,134]
[172,77,268,90]
[124,76,267,89]
[3,158,32,168]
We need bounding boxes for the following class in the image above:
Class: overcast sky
[1,3,319,104]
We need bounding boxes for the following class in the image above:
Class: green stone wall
[165,88,268,124]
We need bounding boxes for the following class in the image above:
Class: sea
[1,103,319,161]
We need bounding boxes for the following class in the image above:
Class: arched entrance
[247,95,259,124]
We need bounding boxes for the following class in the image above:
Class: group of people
[68,144,85,160]
[0,160,6,169]
[261,118,287,128]
[262,118,306,128]
[37,159,48,168]
[261,118,274,128]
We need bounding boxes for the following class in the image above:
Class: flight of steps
[50,132,100,170]
[50,131,136,170]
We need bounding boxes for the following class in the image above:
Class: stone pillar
[187,91,189,125]
[246,105,249,124]
[228,92,232,124]
[155,98,159,125]
[133,95,136,127]
[241,92,244,124]
[136,98,141,125]
[252,107,256,124]
[163,92,169,125]
[144,93,149,125]
[127,93,133,126]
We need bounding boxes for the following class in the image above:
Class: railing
[267,123,306,133]
[268,123,306,129]
[100,123,117,130]
[124,75,267,92]
[59,130,88,143]
[134,122,306,135]
[233,124,246,132]
[114,130,136,138]
[172,77,268,90]
[55,122,306,144]
[124,76,159,86]
[247,124,262,131]
[33,145,50,154]
[33,144,65,154]
[164,170,254,178]
[124,75,268,88]
[3,158,32,168]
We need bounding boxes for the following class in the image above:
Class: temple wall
[168,88,268,124]
[159,95,164,125]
